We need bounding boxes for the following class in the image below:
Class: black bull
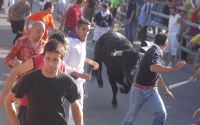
[93,31,139,107]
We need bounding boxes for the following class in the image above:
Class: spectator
[0,0,3,10]
[162,0,170,27]
[5,21,45,68]
[110,0,119,17]
[189,34,200,67]
[190,5,200,36]
[7,0,31,44]
[138,0,153,47]
[92,3,112,43]
[60,0,82,36]
[165,6,182,66]
[83,0,98,22]
[56,0,66,22]
[4,0,15,14]
[25,2,56,41]
[124,0,137,42]
[38,0,50,10]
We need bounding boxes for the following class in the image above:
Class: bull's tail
[94,39,104,88]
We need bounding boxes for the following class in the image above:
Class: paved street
[0,4,200,125]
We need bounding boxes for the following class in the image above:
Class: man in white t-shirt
[166,6,182,66]
[64,17,99,125]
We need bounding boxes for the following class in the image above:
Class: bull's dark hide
[94,31,139,107]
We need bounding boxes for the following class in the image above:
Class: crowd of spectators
[115,0,200,65]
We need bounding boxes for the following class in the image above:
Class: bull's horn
[111,50,123,56]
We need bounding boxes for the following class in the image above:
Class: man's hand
[164,89,175,100]
[91,61,99,70]
[193,108,200,118]
[70,72,91,81]
[6,59,22,68]
[79,73,91,81]
[189,76,197,82]
[173,61,186,71]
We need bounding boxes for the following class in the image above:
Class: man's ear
[75,26,78,33]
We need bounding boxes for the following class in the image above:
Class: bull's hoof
[98,84,103,88]
[112,103,117,108]
[119,87,129,94]
[112,101,117,108]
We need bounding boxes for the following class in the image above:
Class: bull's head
[111,49,139,93]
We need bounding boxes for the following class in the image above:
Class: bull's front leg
[110,81,118,108]
[108,73,118,108]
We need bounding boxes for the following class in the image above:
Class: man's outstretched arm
[4,91,19,125]
[0,58,33,106]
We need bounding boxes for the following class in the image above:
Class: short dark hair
[43,2,52,10]
[102,3,109,9]
[154,33,168,46]
[77,17,91,28]
[43,39,66,60]
[75,0,82,5]
[49,32,66,45]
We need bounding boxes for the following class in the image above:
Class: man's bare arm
[4,91,19,125]
[85,58,99,70]
[157,75,175,99]
[71,100,84,125]
[0,58,33,106]
[150,61,186,73]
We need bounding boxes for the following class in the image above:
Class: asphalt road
[0,2,200,125]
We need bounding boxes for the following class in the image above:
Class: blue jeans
[125,19,137,42]
[122,86,167,125]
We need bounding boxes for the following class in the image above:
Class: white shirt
[64,37,86,74]
[168,14,181,34]
[58,0,66,4]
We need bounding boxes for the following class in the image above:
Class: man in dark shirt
[122,33,186,125]
[125,0,137,42]
[83,0,97,22]
[7,0,31,44]
[4,39,83,125]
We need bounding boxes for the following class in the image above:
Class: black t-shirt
[93,12,112,27]
[126,0,136,19]
[12,70,80,125]
[136,46,160,86]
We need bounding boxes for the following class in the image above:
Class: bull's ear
[111,50,123,57]
[138,52,144,60]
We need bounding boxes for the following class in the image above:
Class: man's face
[32,25,45,40]
[75,24,90,41]
[170,8,175,15]
[43,52,62,75]
[48,6,54,13]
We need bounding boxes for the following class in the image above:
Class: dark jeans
[139,26,148,47]
[10,20,25,44]
[84,7,95,22]
[18,105,27,125]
